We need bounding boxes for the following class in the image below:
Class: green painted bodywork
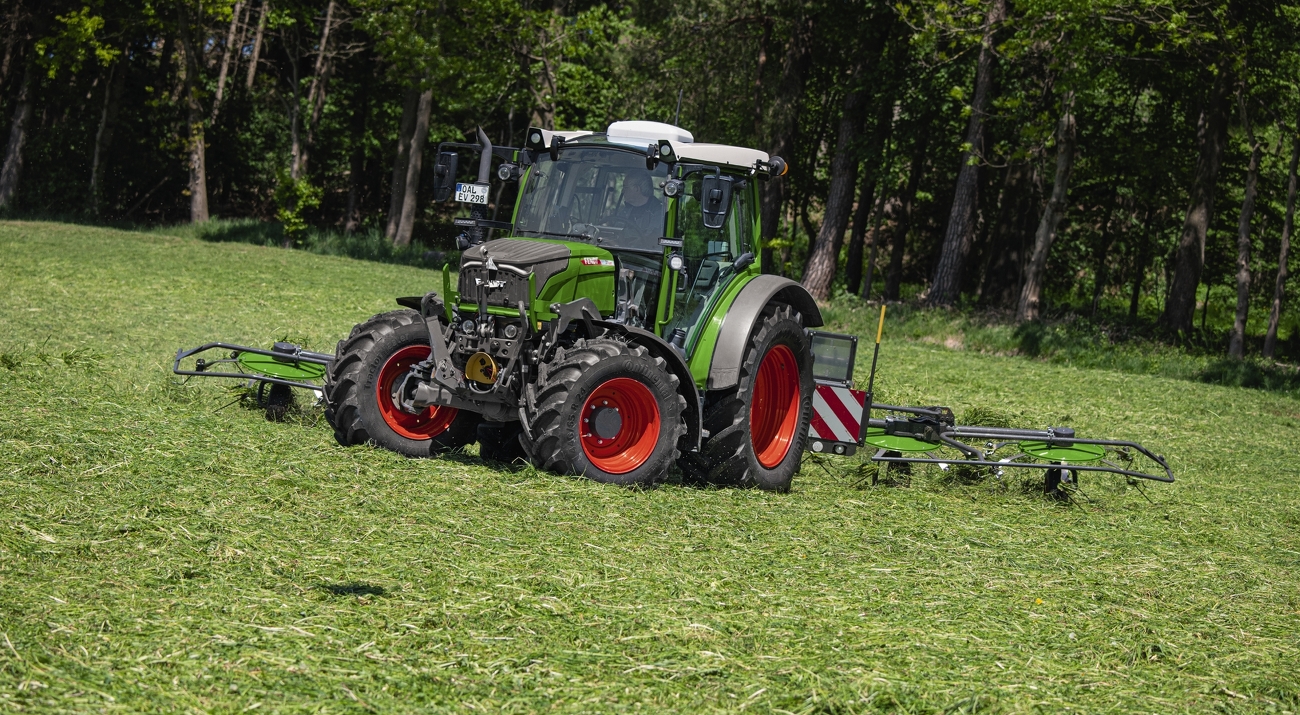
[862,427,937,453]
[452,238,616,321]
[1018,440,1106,463]
[236,351,327,380]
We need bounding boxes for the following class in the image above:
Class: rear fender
[706,276,822,390]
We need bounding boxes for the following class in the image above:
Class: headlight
[461,320,475,334]
[668,254,685,271]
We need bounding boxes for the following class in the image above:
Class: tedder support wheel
[325,310,478,457]
[523,338,686,486]
[682,304,813,492]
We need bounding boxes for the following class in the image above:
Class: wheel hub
[591,405,622,440]
[579,377,660,474]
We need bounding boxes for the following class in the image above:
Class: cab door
[661,175,756,355]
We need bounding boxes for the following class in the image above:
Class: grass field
[2,220,1298,714]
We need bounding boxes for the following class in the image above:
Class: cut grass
[1,220,1299,713]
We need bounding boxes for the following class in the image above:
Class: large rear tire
[523,338,686,486]
[325,310,479,456]
[681,304,813,491]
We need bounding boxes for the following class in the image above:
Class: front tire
[325,310,478,456]
[523,338,686,486]
[682,304,813,491]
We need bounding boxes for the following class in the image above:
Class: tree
[1263,116,1298,358]
[1229,93,1262,358]
[925,0,1006,306]
[1017,94,1076,322]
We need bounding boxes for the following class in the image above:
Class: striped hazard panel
[809,384,867,446]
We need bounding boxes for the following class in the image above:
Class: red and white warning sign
[809,384,867,445]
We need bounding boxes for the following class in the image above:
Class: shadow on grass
[321,583,387,597]
[1199,358,1300,393]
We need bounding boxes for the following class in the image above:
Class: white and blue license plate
[455,182,490,204]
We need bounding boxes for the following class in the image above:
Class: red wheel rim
[580,377,661,474]
[376,344,458,440]
[751,344,801,468]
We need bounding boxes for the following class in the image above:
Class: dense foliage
[2,0,1299,358]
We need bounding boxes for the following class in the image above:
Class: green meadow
[1,221,1297,713]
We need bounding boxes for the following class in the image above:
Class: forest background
[2,0,1300,366]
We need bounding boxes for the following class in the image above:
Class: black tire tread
[324,310,476,454]
[523,338,686,486]
[680,305,812,491]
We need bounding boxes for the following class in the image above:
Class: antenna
[673,89,683,126]
[863,305,886,431]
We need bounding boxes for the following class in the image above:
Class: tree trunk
[979,161,1035,307]
[885,133,928,301]
[845,169,873,295]
[1229,103,1262,359]
[802,84,868,300]
[345,67,372,233]
[178,3,209,223]
[295,0,336,179]
[1129,212,1152,320]
[1016,96,1077,322]
[0,62,35,209]
[1263,125,1299,358]
[245,0,268,90]
[393,88,433,247]
[759,15,814,274]
[925,0,1005,306]
[0,1,22,86]
[385,88,420,240]
[846,95,898,294]
[211,2,242,122]
[89,56,127,215]
[1090,206,1119,316]
[861,180,895,301]
[1161,71,1232,335]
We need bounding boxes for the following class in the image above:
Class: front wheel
[523,338,686,486]
[682,304,813,491]
[325,310,479,456]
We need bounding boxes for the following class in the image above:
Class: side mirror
[432,151,459,202]
[700,174,732,229]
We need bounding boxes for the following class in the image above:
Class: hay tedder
[175,120,1173,493]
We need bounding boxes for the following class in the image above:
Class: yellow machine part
[465,352,498,384]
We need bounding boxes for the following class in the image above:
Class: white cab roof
[607,120,694,145]
[533,122,770,171]
[668,141,769,169]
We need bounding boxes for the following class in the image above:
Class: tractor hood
[457,238,616,315]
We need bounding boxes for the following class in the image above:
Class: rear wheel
[325,310,478,456]
[523,338,686,486]
[681,304,813,491]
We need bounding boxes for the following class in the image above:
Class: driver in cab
[611,172,663,247]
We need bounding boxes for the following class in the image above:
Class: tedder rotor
[174,120,1173,495]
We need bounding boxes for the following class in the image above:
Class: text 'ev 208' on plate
[455,182,490,204]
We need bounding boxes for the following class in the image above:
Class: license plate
[455,182,490,204]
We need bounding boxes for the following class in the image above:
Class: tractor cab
[494,121,781,360]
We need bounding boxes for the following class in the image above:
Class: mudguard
[706,275,823,390]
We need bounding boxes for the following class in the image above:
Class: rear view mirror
[432,151,459,202]
[700,173,732,229]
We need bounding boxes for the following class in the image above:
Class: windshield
[513,146,669,252]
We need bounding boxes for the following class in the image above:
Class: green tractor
[175,120,1174,495]
[325,121,822,489]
